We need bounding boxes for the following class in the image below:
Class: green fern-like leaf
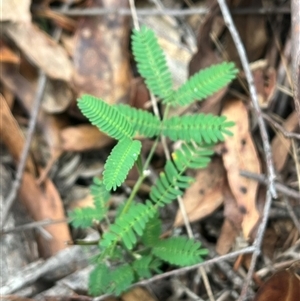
[68,177,110,228]
[152,237,208,266]
[78,94,134,140]
[162,114,234,144]
[106,264,135,295]
[89,264,110,296]
[100,202,156,250]
[68,207,101,228]
[90,177,110,210]
[141,213,162,247]
[149,160,194,207]
[117,104,161,138]
[172,143,213,170]
[103,138,142,191]
[166,62,238,106]
[132,26,173,101]
[132,255,153,278]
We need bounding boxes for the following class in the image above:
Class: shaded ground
[1,0,300,300]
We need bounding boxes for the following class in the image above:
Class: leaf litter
[0,0,299,300]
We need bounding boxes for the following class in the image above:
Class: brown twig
[262,113,300,140]
[291,0,300,128]
[1,73,47,229]
[1,218,69,236]
[217,0,277,198]
[49,6,291,17]
[217,0,278,299]
[282,196,300,234]
[240,170,300,199]
[0,0,73,230]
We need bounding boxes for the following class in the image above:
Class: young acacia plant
[68,25,238,296]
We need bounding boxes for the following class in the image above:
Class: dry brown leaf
[216,218,239,255]
[222,99,261,239]
[43,80,73,113]
[3,23,72,81]
[122,287,158,301]
[252,61,277,108]
[174,157,225,227]
[0,0,31,23]
[0,63,72,114]
[0,94,36,176]
[61,125,113,152]
[216,183,242,254]
[271,111,299,172]
[253,269,300,301]
[73,0,131,103]
[0,41,20,64]
[19,172,71,258]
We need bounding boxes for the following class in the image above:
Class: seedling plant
[69,25,238,296]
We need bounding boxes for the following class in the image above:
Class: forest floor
[1,0,299,301]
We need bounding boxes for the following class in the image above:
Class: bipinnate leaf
[89,264,110,296]
[103,138,142,191]
[100,202,155,250]
[152,237,208,266]
[107,264,135,295]
[167,62,238,106]
[68,207,103,228]
[149,161,193,207]
[77,94,134,140]
[162,114,234,144]
[117,104,161,138]
[172,143,213,170]
[90,177,110,210]
[132,255,153,278]
[132,26,173,101]
[141,213,162,247]
[89,264,135,296]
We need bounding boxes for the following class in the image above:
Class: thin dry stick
[51,6,291,17]
[262,113,300,140]
[240,170,300,199]
[217,0,277,300]
[291,0,300,128]
[1,74,47,229]
[1,218,69,236]
[218,0,277,198]
[1,0,73,229]
[282,196,300,234]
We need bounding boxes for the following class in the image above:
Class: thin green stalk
[121,137,159,215]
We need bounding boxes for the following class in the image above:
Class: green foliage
[103,138,142,191]
[162,114,235,144]
[106,264,135,295]
[89,264,110,296]
[70,25,237,297]
[78,95,134,140]
[89,264,134,296]
[68,178,110,228]
[117,104,161,137]
[152,237,209,266]
[141,213,161,247]
[132,25,173,101]
[132,255,153,278]
[100,202,156,250]
[167,62,238,106]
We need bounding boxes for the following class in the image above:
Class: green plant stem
[121,137,159,215]
[73,239,99,246]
